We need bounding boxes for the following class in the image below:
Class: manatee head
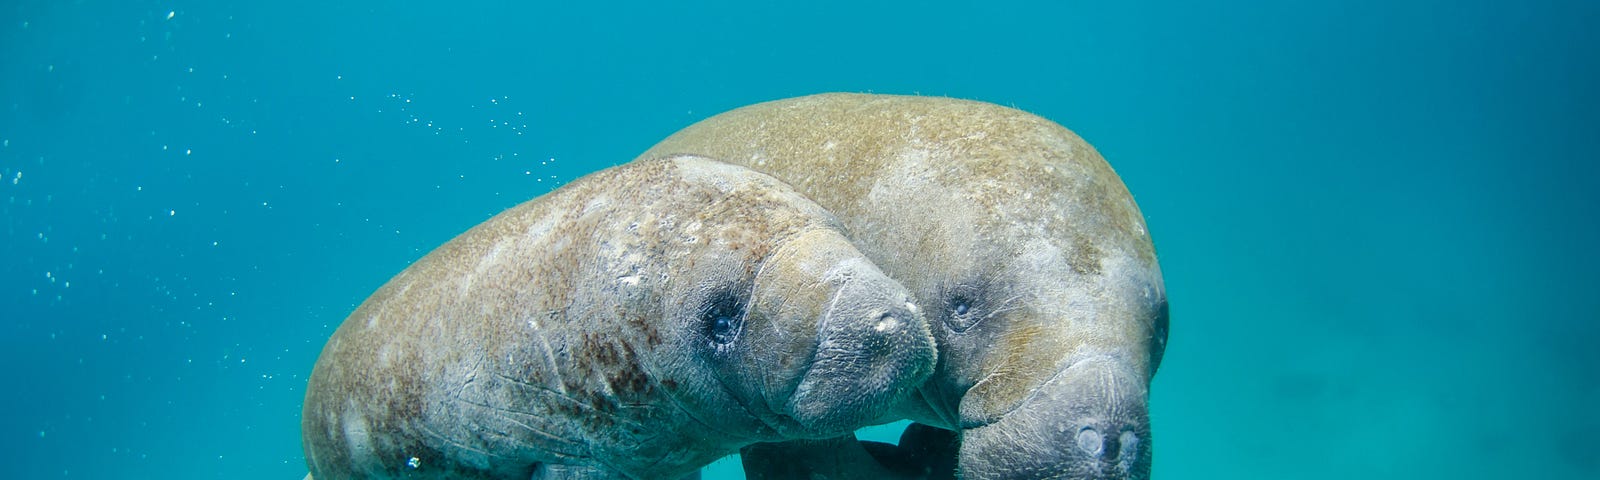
[643,95,1168,479]
[881,157,1166,479]
[647,156,937,442]
[938,236,1166,480]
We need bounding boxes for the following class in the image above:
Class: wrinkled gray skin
[301,155,937,479]
[641,94,1169,479]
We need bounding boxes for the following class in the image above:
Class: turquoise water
[3,0,1596,478]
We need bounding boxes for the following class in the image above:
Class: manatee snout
[785,257,936,436]
[961,355,1151,480]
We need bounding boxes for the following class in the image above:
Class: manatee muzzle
[959,354,1152,479]
[784,276,936,437]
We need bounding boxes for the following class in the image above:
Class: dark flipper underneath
[741,423,959,480]
[862,422,959,480]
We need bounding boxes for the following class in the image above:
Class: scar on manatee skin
[1068,235,1103,276]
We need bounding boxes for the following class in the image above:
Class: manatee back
[643,93,1156,283]
[302,158,652,478]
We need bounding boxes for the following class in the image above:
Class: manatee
[300,155,937,479]
[640,94,1168,479]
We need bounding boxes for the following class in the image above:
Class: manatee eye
[1149,299,1170,374]
[946,295,981,332]
[702,290,745,345]
[711,315,736,342]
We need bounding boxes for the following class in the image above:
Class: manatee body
[641,94,1168,479]
[301,155,937,479]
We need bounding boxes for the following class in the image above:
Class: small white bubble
[169,209,176,216]
[166,11,175,20]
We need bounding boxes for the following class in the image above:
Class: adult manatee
[301,155,937,479]
[641,94,1169,479]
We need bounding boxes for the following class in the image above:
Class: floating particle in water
[167,11,175,20]
[407,457,421,469]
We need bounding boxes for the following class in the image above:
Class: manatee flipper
[742,424,957,480]
[742,436,905,480]
[863,422,959,480]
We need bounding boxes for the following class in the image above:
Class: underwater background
[3,0,1596,478]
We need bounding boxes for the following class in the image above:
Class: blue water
[3,1,1596,478]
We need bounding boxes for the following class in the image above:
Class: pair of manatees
[302,94,1168,479]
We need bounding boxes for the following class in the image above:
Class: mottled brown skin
[641,94,1168,479]
[301,155,936,479]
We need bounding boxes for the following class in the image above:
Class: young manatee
[642,94,1168,479]
[300,155,936,479]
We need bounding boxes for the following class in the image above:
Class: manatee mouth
[783,301,934,437]
[958,355,1152,480]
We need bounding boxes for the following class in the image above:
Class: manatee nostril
[1076,426,1103,457]
[1118,429,1140,462]
[872,311,901,333]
